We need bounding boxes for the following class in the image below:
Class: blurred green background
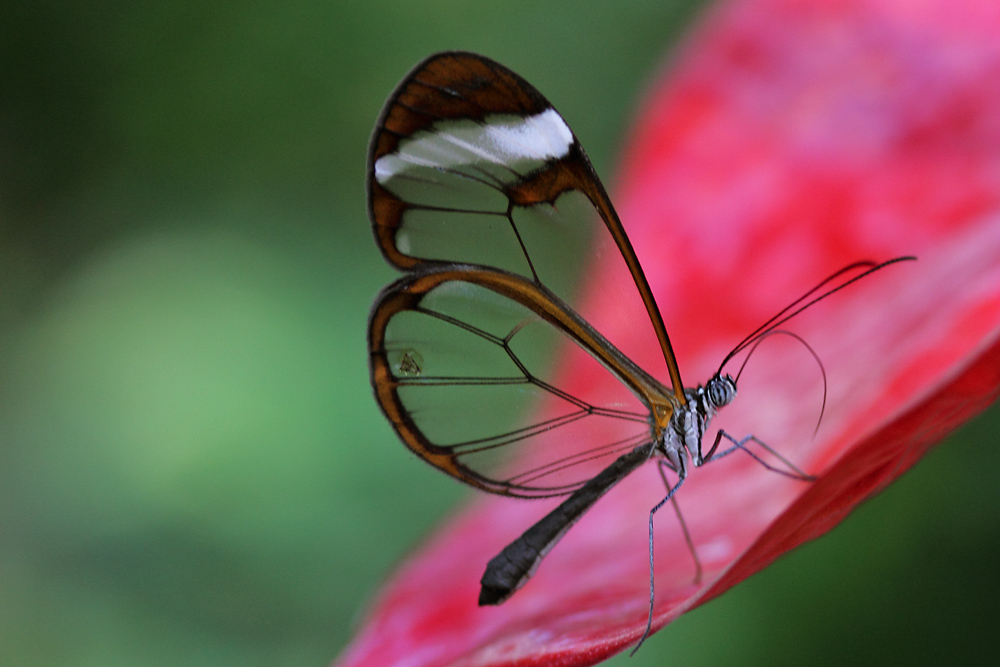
[1,1,998,666]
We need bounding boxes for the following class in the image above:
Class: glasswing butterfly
[366,51,913,651]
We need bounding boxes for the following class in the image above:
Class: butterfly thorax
[658,373,737,476]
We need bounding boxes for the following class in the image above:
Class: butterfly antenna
[723,261,875,363]
[719,256,915,371]
[733,329,828,437]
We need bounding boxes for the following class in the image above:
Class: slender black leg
[707,430,816,481]
[657,461,702,585]
[631,474,686,657]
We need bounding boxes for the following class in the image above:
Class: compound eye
[707,374,737,408]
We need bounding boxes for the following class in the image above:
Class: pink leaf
[338,0,1000,665]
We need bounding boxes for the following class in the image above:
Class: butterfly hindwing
[369,267,666,497]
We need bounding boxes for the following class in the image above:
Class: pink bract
[338,0,1000,665]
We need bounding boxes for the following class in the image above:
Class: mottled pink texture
[337,1,1000,665]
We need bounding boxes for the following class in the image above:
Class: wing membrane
[369,268,670,497]
[368,51,685,397]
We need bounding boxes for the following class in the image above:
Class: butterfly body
[666,374,737,474]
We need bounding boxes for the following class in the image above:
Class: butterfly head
[706,373,737,410]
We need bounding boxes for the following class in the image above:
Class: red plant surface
[337,0,1000,665]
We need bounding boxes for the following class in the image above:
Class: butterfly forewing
[368,52,683,497]
[369,52,685,391]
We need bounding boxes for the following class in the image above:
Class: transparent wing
[368,51,686,399]
[368,267,672,497]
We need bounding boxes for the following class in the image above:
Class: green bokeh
[1,2,997,666]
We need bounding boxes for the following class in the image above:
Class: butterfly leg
[632,472,686,656]
[656,460,702,585]
[706,430,815,481]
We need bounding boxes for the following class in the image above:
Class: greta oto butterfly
[366,51,913,651]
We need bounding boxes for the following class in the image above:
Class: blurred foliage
[0,1,997,666]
